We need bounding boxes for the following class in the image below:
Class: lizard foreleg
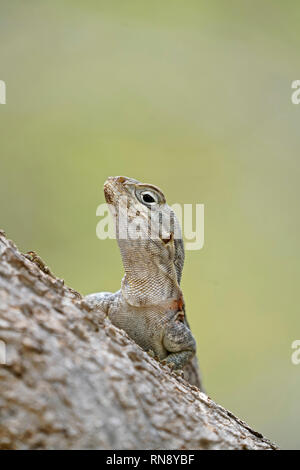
[85,291,119,315]
[162,321,196,370]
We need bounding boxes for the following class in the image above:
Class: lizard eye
[142,192,156,204]
[136,189,159,206]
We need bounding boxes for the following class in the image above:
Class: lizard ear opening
[176,311,185,323]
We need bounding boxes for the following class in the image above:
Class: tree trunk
[0,230,278,450]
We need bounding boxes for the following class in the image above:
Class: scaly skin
[85,176,203,389]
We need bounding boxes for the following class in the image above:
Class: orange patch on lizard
[170,295,184,313]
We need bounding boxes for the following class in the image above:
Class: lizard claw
[147,350,160,362]
[161,359,175,370]
[174,369,184,378]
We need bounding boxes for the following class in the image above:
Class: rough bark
[0,230,278,450]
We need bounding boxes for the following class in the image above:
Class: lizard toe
[174,369,184,378]
[147,349,155,358]
[161,360,175,370]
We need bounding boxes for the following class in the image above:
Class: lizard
[85,176,203,389]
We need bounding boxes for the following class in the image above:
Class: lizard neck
[121,272,183,308]
[117,239,182,307]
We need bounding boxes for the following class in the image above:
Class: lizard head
[103,176,185,305]
[104,176,165,206]
[104,176,179,245]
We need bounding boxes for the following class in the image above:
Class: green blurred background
[1,0,299,449]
